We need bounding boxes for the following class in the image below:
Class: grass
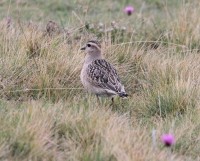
[0,0,200,160]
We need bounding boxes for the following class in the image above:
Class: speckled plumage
[80,40,128,98]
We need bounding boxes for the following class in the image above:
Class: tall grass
[0,0,200,160]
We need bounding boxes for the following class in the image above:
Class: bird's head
[80,40,101,55]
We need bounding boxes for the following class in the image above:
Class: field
[0,0,200,160]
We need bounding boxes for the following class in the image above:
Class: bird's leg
[112,97,114,104]
[96,94,100,105]
[110,97,114,107]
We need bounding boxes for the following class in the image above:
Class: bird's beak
[80,46,86,50]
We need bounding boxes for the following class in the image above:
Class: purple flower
[161,134,175,147]
[124,6,134,16]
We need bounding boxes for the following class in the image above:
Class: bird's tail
[118,92,128,98]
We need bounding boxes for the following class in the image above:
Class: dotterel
[80,40,128,103]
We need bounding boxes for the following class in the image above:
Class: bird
[80,40,128,104]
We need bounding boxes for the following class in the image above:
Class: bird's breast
[80,63,89,86]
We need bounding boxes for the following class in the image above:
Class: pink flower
[124,6,134,16]
[161,134,175,147]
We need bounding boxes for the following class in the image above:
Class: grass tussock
[167,1,200,50]
[0,100,192,161]
[0,0,200,160]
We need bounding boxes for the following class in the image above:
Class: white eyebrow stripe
[87,42,101,50]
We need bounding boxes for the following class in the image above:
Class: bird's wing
[86,59,123,93]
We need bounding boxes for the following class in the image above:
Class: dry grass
[0,100,195,161]
[0,0,200,160]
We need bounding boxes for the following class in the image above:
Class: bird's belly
[87,85,116,97]
[82,80,116,97]
[80,67,116,97]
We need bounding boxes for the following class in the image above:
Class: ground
[0,0,200,160]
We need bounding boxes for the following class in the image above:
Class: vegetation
[0,0,200,160]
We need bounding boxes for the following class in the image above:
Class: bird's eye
[87,44,91,47]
